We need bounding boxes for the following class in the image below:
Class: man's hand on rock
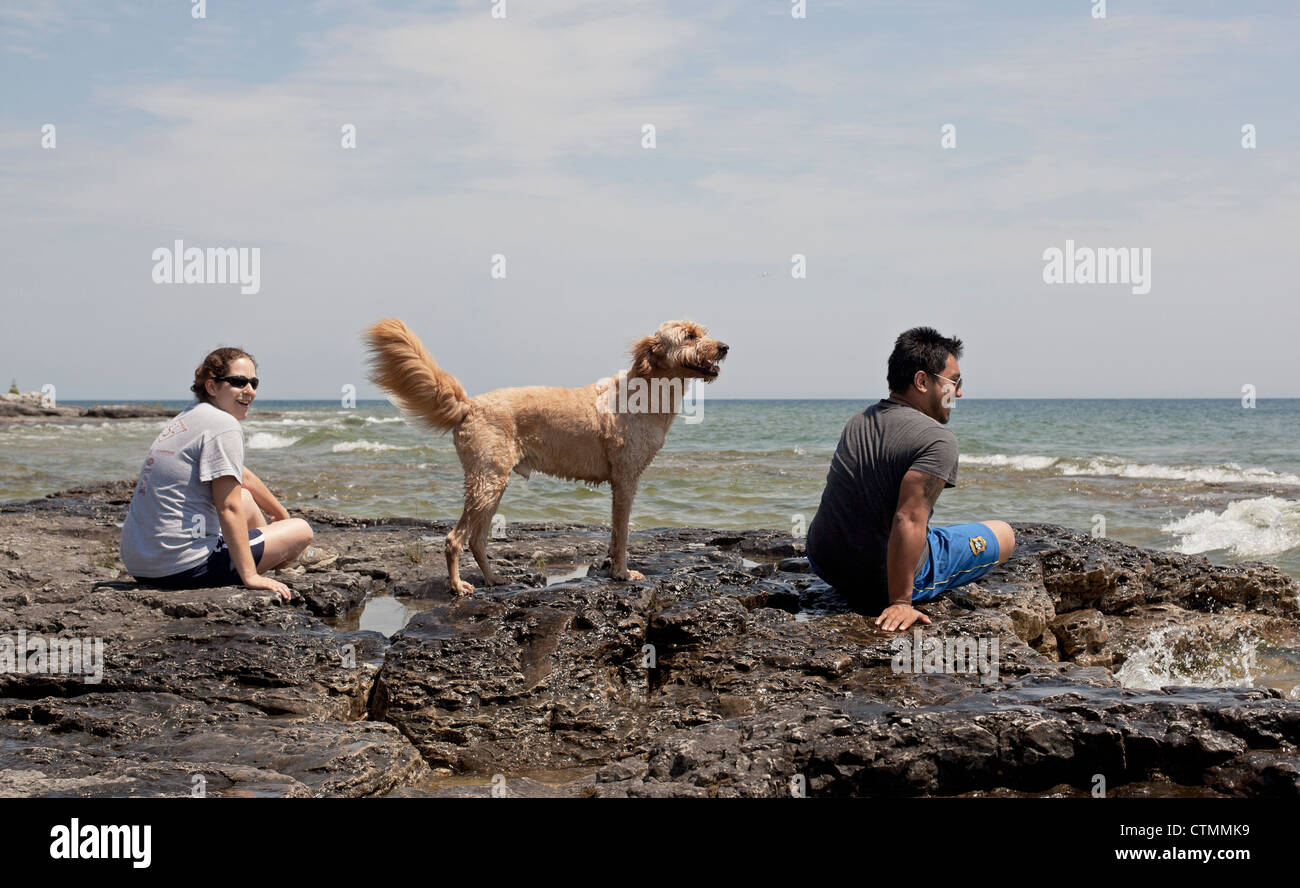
[875,603,931,632]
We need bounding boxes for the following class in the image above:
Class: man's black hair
[887,327,964,394]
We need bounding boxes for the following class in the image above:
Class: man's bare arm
[879,470,946,630]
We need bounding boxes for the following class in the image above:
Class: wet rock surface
[1,482,1298,797]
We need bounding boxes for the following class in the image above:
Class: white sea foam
[245,432,300,450]
[331,440,416,453]
[962,453,1300,486]
[0,430,63,441]
[1116,625,1262,690]
[2,420,159,437]
[1061,457,1300,486]
[260,417,341,427]
[364,416,405,424]
[961,454,1060,470]
[1162,496,1300,558]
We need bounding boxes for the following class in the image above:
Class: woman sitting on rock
[119,347,315,600]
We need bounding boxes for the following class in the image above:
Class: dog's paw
[451,578,476,596]
[611,567,645,582]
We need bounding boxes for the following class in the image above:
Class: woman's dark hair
[887,327,963,394]
[191,347,256,404]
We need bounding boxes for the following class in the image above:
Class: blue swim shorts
[910,522,1000,603]
[807,522,1000,606]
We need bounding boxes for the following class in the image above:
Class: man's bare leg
[979,520,1016,562]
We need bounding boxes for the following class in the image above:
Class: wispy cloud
[1,1,1297,397]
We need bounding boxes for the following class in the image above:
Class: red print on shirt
[156,418,188,443]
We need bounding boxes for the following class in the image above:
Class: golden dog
[364,318,728,594]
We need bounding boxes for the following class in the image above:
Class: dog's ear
[630,334,660,376]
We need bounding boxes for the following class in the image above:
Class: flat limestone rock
[1,483,1298,797]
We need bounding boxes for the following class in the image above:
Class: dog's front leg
[608,478,644,582]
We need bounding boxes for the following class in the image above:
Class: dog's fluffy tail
[364,318,472,430]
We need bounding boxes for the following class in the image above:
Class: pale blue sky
[2,0,1297,399]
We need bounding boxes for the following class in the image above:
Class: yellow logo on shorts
[969,536,987,556]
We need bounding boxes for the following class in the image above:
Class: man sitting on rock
[806,327,1015,631]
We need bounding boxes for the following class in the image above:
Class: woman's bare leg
[238,486,313,572]
[256,519,314,571]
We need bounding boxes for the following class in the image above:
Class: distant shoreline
[0,410,284,427]
[3,396,1294,425]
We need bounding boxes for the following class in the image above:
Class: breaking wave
[1115,625,1264,690]
[962,453,1300,486]
[245,432,300,450]
[1162,496,1300,558]
[331,440,418,453]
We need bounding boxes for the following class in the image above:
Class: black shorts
[138,529,266,590]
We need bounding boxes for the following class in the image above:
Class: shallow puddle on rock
[326,568,593,638]
[545,563,589,586]
[324,595,435,638]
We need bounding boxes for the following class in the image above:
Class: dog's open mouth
[685,360,723,378]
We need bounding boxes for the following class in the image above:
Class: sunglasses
[215,375,259,390]
[930,372,963,393]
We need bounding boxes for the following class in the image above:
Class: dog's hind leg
[608,476,644,582]
[446,416,516,594]
[467,474,511,586]
[445,511,476,596]
[446,471,510,594]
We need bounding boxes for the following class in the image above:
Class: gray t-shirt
[119,401,245,578]
[807,398,958,604]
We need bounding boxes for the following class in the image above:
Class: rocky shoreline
[1,481,1298,797]
[0,391,177,423]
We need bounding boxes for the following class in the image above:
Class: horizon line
[44,395,1298,403]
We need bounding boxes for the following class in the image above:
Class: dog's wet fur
[364,318,728,594]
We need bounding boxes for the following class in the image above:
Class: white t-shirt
[119,401,245,578]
